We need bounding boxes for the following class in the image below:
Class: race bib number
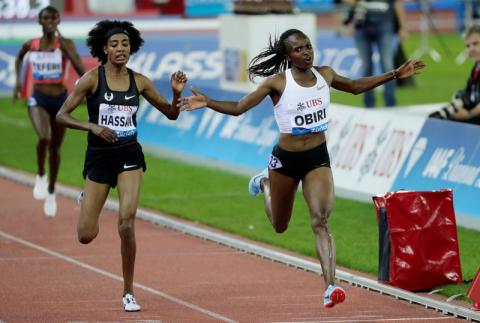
[30,50,63,80]
[268,154,283,169]
[98,103,138,138]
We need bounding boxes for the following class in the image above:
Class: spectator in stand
[334,0,351,36]
[429,25,480,125]
[343,0,407,108]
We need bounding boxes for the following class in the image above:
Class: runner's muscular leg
[263,169,298,233]
[302,167,336,286]
[28,106,51,176]
[117,169,142,295]
[77,178,110,244]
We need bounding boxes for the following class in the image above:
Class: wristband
[391,70,397,79]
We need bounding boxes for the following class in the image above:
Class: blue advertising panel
[391,118,480,219]
[0,41,21,93]
[137,81,278,170]
[294,0,334,13]
[185,0,234,17]
[132,32,360,88]
[0,30,365,95]
[127,34,221,86]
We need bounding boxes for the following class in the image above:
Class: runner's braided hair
[248,29,304,81]
[87,20,144,64]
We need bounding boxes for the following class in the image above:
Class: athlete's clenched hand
[90,124,118,143]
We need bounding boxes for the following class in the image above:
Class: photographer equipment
[428,90,466,120]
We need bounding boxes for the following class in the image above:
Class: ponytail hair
[248,29,304,81]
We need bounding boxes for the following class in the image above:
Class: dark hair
[86,20,144,64]
[248,29,305,81]
[465,24,480,38]
[38,5,59,19]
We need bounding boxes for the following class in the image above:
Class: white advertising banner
[219,13,316,92]
[327,104,426,200]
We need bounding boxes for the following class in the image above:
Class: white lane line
[0,230,237,323]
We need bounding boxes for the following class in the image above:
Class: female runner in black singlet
[56,20,187,312]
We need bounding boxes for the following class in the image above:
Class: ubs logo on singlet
[290,95,329,135]
[104,92,114,102]
[98,103,138,138]
[296,97,323,112]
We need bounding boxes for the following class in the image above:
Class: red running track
[0,175,466,322]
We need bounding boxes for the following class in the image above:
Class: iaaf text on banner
[392,118,480,227]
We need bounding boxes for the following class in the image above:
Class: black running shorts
[82,142,146,188]
[28,90,68,117]
[268,142,331,181]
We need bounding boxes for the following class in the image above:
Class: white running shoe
[76,191,84,206]
[123,293,141,312]
[248,168,269,196]
[33,174,48,200]
[44,193,57,217]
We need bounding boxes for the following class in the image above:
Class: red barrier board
[373,189,463,291]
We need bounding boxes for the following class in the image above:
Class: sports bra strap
[29,37,61,51]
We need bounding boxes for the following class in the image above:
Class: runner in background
[12,5,85,217]
[179,28,425,308]
[56,19,187,312]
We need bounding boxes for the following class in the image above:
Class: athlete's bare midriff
[277,132,326,152]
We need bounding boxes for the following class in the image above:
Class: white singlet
[274,68,330,135]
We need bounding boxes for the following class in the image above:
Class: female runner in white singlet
[179,29,426,308]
